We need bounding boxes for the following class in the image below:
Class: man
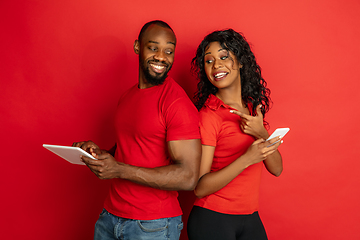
[73,20,201,240]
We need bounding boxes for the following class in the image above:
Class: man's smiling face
[135,24,176,86]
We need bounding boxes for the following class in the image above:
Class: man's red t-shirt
[194,94,263,215]
[104,77,200,220]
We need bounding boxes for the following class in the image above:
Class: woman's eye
[220,55,228,60]
[205,59,213,64]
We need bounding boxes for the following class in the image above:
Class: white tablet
[43,144,96,165]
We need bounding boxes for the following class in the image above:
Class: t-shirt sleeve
[199,109,220,147]
[165,97,200,141]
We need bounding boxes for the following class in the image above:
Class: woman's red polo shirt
[194,94,263,215]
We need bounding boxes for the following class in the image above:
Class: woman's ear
[134,40,140,54]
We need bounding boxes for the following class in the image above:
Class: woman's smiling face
[204,41,242,90]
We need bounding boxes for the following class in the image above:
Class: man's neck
[138,80,155,89]
[138,72,166,89]
[138,71,155,89]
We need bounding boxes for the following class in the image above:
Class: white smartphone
[266,128,290,147]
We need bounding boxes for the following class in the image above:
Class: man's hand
[230,105,269,139]
[72,141,101,157]
[81,152,121,180]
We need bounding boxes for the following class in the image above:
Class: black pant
[187,206,268,240]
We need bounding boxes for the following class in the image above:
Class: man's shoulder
[162,77,188,98]
[118,83,138,100]
[158,77,198,115]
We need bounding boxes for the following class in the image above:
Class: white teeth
[215,73,227,78]
[151,64,165,70]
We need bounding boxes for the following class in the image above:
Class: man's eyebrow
[148,40,176,46]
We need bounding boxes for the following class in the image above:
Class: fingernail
[281,140,284,144]
[230,110,234,113]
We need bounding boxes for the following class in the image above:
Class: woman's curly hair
[192,29,271,118]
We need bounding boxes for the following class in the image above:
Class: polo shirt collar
[205,94,231,111]
[205,94,254,115]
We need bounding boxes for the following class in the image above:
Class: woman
[187,29,283,240]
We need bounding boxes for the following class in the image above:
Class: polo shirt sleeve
[165,97,200,141]
[199,109,220,147]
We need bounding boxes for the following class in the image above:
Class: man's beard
[140,59,172,86]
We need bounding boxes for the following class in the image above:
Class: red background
[1,0,360,239]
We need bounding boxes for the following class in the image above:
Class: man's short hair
[138,20,174,42]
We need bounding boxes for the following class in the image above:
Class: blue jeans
[94,209,183,240]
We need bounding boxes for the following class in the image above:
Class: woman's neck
[216,84,246,110]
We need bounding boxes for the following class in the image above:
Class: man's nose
[154,50,166,61]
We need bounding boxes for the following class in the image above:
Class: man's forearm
[117,161,198,191]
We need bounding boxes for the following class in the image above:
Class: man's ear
[134,40,140,54]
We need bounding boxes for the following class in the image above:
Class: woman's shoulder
[199,104,222,128]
